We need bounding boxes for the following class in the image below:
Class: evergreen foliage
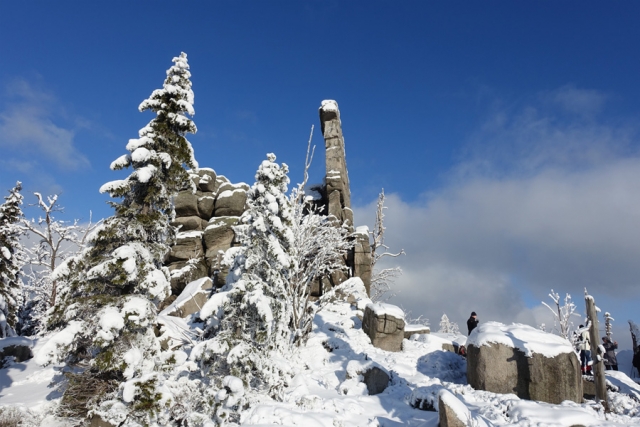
[196,154,295,421]
[0,182,25,338]
[42,53,197,425]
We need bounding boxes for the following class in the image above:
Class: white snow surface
[0,336,34,351]
[3,297,640,425]
[320,99,339,113]
[467,321,575,357]
[366,302,405,319]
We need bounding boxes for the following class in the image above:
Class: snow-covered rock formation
[163,100,373,310]
[466,321,583,404]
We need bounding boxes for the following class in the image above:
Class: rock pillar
[319,100,353,229]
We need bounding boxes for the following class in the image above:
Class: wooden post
[585,292,609,412]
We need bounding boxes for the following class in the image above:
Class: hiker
[467,312,479,335]
[602,337,618,371]
[576,325,592,375]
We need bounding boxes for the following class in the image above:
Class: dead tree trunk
[585,292,609,412]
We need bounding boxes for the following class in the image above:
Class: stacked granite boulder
[164,168,249,303]
[163,99,373,310]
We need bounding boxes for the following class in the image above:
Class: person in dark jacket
[602,337,618,371]
[467,312,479,335]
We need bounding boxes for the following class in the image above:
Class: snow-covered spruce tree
[438,314,460,335]
[196,154,295,422]
[43,53,198,425]
[0,182,25,338]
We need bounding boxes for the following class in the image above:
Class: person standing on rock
[467,312,479,335]
[576,325,592,375]
[602,337,618,371]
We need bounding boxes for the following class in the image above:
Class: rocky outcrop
[466,322,583,404]
[163,168,249,295]
[362,303,405,352]
[320,100,352,226]
[316,100,371,296]
[164,100,373,302]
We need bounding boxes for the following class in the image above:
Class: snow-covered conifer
[44,53,197,424]
[0,182,25,338]
[438,314,460,335]
[196,154,295,420]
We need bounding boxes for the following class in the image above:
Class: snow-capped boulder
[214,187,247,217]
[345,359,390,395]
[174,190,199,217]
[197,168,217,192]
[171,215,203,232]
[466,322,582,404]
[203,216,239,258]
[0,337,34,364]
[438,389,473,427]
[362,303,405,352]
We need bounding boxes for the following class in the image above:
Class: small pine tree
[0,182,25,337]
[197,153,295,422]
[438,314,460,335]
[43,53,198,425]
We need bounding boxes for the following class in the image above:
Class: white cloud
[353,86,640,349]
[0,79,90,171]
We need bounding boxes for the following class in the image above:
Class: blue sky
[2,2,640,349]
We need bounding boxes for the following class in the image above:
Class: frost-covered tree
[197,154,295,422]
[542,289,580,340]
[287,137,354,346]
[0,182,25,338]
[369,189,405,302]
[18,193,99,336]
[438,314,460,335]
[43,52,198,425]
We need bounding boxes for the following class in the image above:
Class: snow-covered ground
[1,297,640,426]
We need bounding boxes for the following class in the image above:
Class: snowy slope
[1,297,640,426]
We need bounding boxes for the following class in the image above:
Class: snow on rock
[467,321,574,357]
[320,99,339,113]
[365,302,405,320]
[0,336,34,351]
